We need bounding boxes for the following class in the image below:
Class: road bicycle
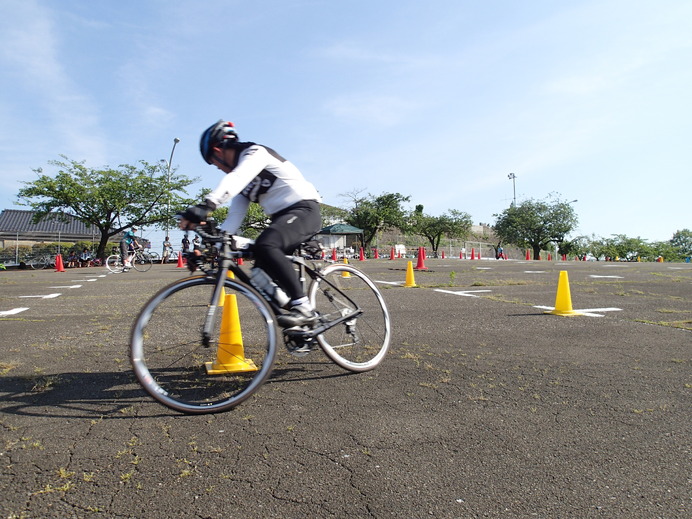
[130,222,391,414]
[106,247,153,273]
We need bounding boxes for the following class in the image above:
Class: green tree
[320,203,349,229]
[670,229,692,258]
[197,188,270,240]
[493,196,578,260]
[341,190,410,251]
[17,156,197,259]
[408,205,472,256]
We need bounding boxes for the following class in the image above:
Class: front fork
[202,263,232,347]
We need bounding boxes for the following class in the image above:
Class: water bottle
[249,267,290,307]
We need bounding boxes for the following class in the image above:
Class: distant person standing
[181,234,190,254]
[162,236,172,264]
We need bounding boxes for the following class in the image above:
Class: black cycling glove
[180,200,217,224]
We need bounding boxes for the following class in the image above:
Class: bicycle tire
[130,275,278,414]
[106,254,124,273]
[29,256,46,270]
[309,264,391,372]
[147,251,160,261]
[132,252,153,272]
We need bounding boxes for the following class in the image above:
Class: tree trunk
[96,232,111,260]
[532,245,542,260]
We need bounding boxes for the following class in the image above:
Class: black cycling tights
[253,200,321,301]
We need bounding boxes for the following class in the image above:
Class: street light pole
[164,137,180,238]
[507,173,517,207]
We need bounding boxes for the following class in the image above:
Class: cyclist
[120,226,140,270]
[179,120,322,327]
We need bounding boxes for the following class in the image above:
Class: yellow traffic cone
[545,270,579,316]
[342,257,351,278]
[205,293,258,374]
[217,270,236,306]
[404,260,417,287]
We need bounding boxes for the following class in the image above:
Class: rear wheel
[130,276,278,414]
[106,254,124,273]
[309,264,391,372]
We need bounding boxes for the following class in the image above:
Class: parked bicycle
[130,222,391,414]
[106,246,153,273]
[29,253,56,270]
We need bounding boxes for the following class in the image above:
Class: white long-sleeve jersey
[204,143,321,235]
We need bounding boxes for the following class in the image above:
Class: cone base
[205,358,258,375]
[544,309,581,316]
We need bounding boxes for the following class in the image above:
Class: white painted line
[524,271,546,273]
[475,267,492,270]
[19,293,62,299]
[376,280,402,285]
[534,305,622,317]
[435,289,492,298]
[73,278,98,282]
[0,307,30,316]
[48,284,83,289]
[589,275,624,279]
[577,307,623,313]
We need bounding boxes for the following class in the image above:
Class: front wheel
[309,264,391,372]
[105,254,123,273]
[132,252,153,272]
[130,276,278,414]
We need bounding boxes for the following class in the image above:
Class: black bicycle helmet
[199,120,238,164]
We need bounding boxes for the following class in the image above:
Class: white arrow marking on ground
[19,293,62,299]
[0,307,30,316]
[589,275,623,279]
[48,284,83,289]
[435,289,492,298]
[533,305,622,317]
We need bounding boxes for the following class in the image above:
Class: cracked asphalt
[0,259,690,518]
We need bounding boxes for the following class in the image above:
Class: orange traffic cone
[415,247,428,270]
[176,252,184,268]
[460,251,463,259]
[374,248,379,259]
[237,257,244,266]
[526,250,530,260]
[359,247,365,261]
[471,248,476,260]
[55,254,65,272]
[390,247,395,260]
[332,248,337,261]
[441,250,445,259]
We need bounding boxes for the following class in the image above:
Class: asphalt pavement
[0,258,689,518]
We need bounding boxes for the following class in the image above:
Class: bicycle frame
[196,227,364,345]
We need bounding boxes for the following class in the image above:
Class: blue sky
[1,0,690,249]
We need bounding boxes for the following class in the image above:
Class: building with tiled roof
[0,209,108,247]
